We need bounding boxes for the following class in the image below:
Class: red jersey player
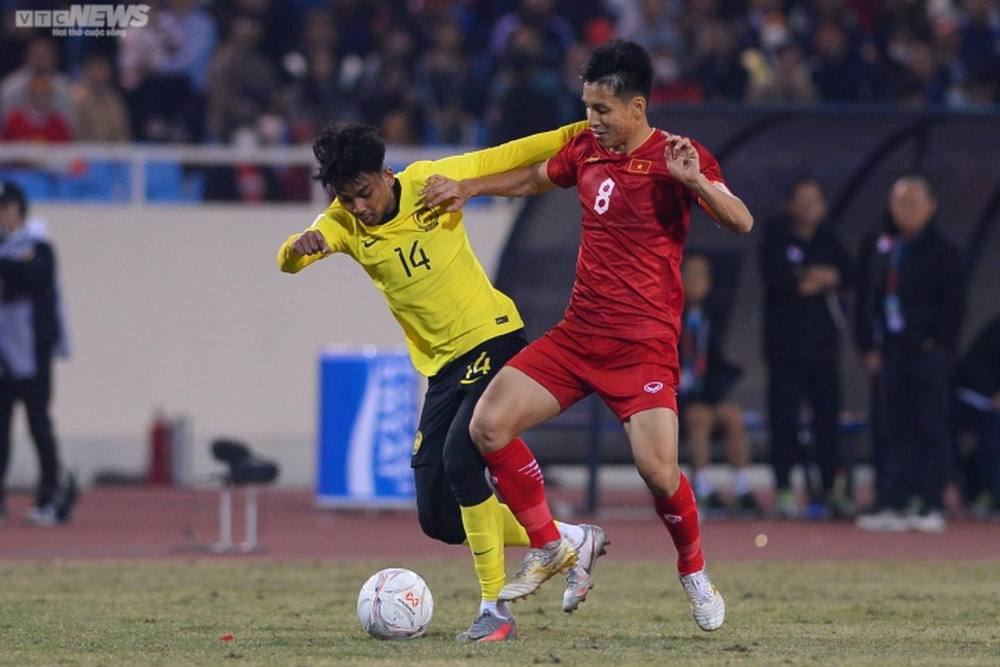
[422,39,753,631]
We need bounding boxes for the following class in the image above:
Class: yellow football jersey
[278,121,586,376]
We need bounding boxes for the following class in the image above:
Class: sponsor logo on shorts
[644,381,664,394]
[412,431,423,455]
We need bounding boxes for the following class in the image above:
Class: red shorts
[507,321,679,421]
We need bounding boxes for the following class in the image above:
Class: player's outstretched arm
[664,133,753,235]
[420,160,554,213]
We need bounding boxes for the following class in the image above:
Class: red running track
[1,486,998,562]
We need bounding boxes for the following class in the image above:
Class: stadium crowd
[1,0,999,148]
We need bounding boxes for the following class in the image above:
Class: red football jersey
[546,128,726,342]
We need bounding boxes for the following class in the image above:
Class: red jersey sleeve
[546,131,592,189]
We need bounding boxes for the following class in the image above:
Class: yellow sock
[460,496,507,601]
[499,501,530,546]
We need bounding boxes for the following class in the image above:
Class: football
[357,568,434,640]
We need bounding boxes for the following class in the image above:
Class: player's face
[582,82,646,153]
[335,168,396,225]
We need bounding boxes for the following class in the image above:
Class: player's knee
[637,460,681,497]
[469,410,507,454]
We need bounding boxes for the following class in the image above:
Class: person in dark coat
[759,176,854,519]
[854,173,966,533]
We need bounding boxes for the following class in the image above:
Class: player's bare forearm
[690,175,754,235]
[422,161,553,212]
[664,132,752,235]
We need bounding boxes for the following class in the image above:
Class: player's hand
[291,229,332,256]
[663,132,701,185]
[420,174,470,212]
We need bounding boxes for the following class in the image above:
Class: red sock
[653,473,705,576]
[482,438,560,547]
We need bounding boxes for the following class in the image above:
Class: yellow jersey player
[277,123,610,641]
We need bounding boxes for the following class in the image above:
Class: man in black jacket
[759,176,854,519]
[0,181,76,526]
[854,173,966,533]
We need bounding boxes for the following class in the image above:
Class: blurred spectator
[887,33,953,105]
[810,19,873,102]
[957,0,1000,75]
[953,314,1000,516]
[205,15,281,143]
[854,173,966,533]
[327,0,383,59]
[788,0,864,51]
[960,61,1000,105]
[678,0,724,57]
[282,47,363,144]
[484,23,568,144]
[690,19,750,102]
[118,0,218,141]
[71,53,132,143]
[1,74,74,143]
[759,176,854,519]
[279,7,365,143]
[559,41,592,109]
[1,36,76,132]
[202,14,300,201]
[356,25,427,143]
[415,15,482,145]
[0,10,35,82]
[489,0,578,69]
[649,44,704,104]
[744,41,818,104]
[678,252,758,517]
[739,0,794,58]
[212,0,299,76]
[619,0,685,60]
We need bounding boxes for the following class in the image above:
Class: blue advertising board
[316,347,419,508]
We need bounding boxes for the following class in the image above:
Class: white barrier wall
[4,201,518,490]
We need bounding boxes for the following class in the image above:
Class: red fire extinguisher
[148,411,173,485]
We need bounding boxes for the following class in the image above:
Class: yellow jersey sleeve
[421,121,587,181]
[277,211,349,273]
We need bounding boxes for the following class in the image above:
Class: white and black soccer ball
[357,568,434,640]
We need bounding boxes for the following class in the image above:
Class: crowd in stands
[1,0,999,150]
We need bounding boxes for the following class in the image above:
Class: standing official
[0,180,76,526]
[759,176,853,519]
[854,173,965,532]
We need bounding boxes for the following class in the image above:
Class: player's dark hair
[312,124,386,192]
[579,38,653,102]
